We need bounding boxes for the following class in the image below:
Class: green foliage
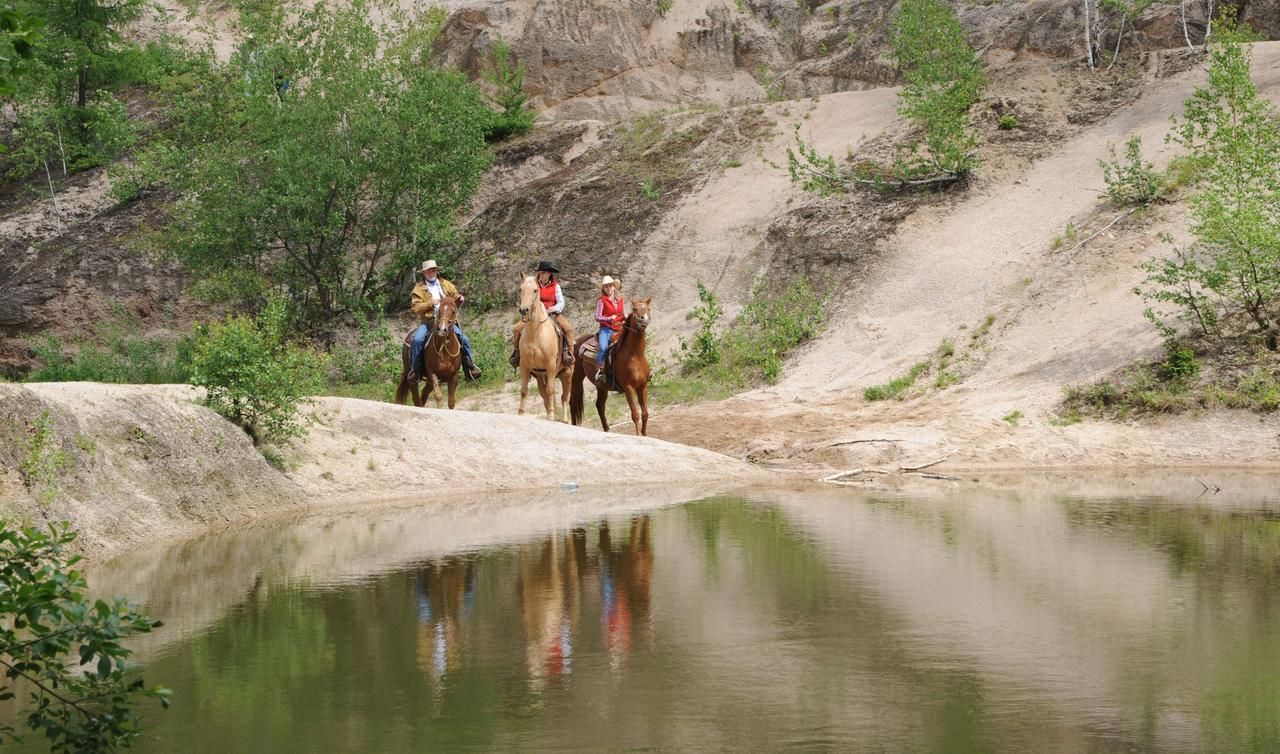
[1100,135,1161,206]
[679,282,724,370]
[639,178,662,200]
[3,0,145,175]
[996,113,1018,130]
[785,124,845,195]
[481,37,534,142]
[144,2,492,327]
[1158,341,1200,384]
[657,0,673,16]
[676,278,825,388]
[26,310,193,384]
[1001,409,1023,426]
[0,0,42,99]
[1142,34,1280,348]
[757,64,784,103]
[190,295,321,444]
[890,0,985,177]
[0,521,168,752]
[327,315,401,387]
[18,412,70,505]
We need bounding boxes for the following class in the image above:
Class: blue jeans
[411,322,474,373]
[596,327,615,367]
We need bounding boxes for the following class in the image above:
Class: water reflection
[36,481,1280,753]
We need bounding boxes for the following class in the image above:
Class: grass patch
[1059,339,1280,420]
[864,361,930,401]
[26,308,193,384]
[1001,409,1023,426]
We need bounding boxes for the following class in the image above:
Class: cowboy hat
[420,259,439,272]
[601,275,620,290]
[534,260,559,274]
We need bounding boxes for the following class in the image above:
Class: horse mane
[616,310,639,350]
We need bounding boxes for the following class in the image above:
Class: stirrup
[508,351,520,368]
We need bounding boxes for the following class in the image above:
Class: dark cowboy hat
[534,260,559,274]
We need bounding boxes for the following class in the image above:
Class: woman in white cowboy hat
[409,259,482,381]
[592,275,624,383]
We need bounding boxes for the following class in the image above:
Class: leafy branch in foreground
[0,522,168,753]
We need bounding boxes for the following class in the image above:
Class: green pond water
[28,482,1280,751]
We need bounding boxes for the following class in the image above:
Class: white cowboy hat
[600,275,617,290]
[420,260,439,272]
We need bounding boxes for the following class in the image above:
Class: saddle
[577,332,624,393]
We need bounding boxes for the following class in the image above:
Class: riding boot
[462,353,482,382]
[509,347,520,369]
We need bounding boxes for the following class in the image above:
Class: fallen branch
[897,451,957,472]
[827,438,901,447]
[1059,207,1139,255]
[905,471,962,481]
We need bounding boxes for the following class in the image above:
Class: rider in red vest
[593,275,625,383]
[510,260,576,368]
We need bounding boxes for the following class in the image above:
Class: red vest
[538,279,559,310]
[600,295,625,329]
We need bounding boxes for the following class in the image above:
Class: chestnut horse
[569,298,651,435]
[516,273,571,421]
[395,295,462,409]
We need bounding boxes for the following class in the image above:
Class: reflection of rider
[599,517,653,672]
[593,276,625,384]
[519,531,586,690]
[510,260,575,368]
[415,557,477,680]
[410,259,481,381]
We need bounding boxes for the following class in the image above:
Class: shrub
[1100,136,1161,206]
[0,522,168,752]
[679,282,724,371]
[1158,341,1200,385]
[997,113,1018,130]
[482,37,535,142]
[190,296,321,444]
[26,310,193,384]
[863,360,929,401]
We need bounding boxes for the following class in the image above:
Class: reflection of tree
[415,557,476,680]
[518,530,588,690]
[599,517,654,672]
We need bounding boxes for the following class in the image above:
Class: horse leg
[639,382,650,436]
[623,384,642,434]
[539,373,554,420]
[447,374,458,410]
[411,376,424,408]
[430,374,443,409]
[596,384,609,432]
[518,368,531,415]
[558,372,571,422]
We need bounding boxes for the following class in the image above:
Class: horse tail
[569,360,585,425]
[394,374,410,405]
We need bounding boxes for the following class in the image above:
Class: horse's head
[630,298,652,331]
[435,295,459,336]
[517,273,538,318]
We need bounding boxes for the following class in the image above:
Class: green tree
[0,522,168,752]
[1141,29,1280,349]
[31,0,145,108]
[150,1,492,324]
[482,37,535,141]
[890,0,985,177]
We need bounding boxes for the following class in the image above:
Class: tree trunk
[1084,0,1095,69]
[77,69,88,109]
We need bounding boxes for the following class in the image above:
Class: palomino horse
[516,273,571,420]
[395,295,462,409]
[569,298,652,435]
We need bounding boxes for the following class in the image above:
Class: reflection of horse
[518,530,588,690]
[395,295,462,409]
[516,273,571,421]
[598,516,654,668]
[415,557,476,680]
[570,299,652,435]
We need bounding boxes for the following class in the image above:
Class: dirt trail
[0,382,764,557]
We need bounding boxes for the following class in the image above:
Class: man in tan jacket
[410,260,481,381]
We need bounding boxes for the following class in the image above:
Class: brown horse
[516,273,571,421]
[569,298,651,435]
[395,295,462,409]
